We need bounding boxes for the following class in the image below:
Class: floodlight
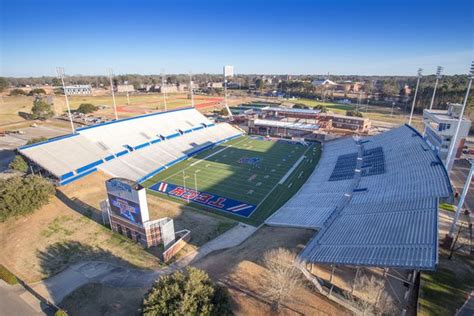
[436,66,443,79]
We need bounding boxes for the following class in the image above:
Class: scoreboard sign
[149,181,256,218]
[106,178,150,225]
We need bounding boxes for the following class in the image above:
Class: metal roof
[262,106,321,115]
[253,119,319,130]
[266,125,452,270]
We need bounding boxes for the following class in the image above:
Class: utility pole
[446,61,474,172]
[445,160,473,247]
[161,70,167,111]
[408,68,422,126]
[56,67,75,133]
[189,72,195,107]
[107,68,118,120]
[429,66,443,110]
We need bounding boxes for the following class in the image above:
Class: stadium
[17,105,453,312]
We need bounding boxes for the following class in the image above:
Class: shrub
[143,267,232,316]
[31,98,54,119]
[28,88,47,95]
[54,309,68,316]
[0,264,18,284]
[9,88,27,96]
[0,175,55,222]
[346,110,363,117]
[9,155,28,172]
[26,137,48,145]
[292,103,309,109]
[76,103,98,114]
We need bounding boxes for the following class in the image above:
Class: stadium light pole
[107,68,118,120]
[429,66,443,110]
[446,61,474,172]
[161,70,167,112]
[408,68,422,126]
[447,159,473,240]
[56,67,75,133]
[189,72,195,107]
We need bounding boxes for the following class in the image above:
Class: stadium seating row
[266,125,452,269]
[18,108,242,185]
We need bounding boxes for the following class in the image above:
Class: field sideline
[143,135,321,225]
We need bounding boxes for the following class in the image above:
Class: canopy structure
[267,125,452,270]
[19,108,241,185]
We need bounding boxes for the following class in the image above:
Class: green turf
[143,136,321,225]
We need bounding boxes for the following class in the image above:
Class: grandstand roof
[253,119,319,131]
[262,106,321,115]
[18,107,242,185]
[266,125,452,270]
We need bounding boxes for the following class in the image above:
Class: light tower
[408,68,422,126]
[107,68,118,120]
[161,70,167,112]
[56,67,75,133]
[189,72,195,107]
[445,61,474,172]
[429,66,443,110]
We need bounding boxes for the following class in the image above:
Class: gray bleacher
[266,125,452,270]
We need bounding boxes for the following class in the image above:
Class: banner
[149,181,256,218]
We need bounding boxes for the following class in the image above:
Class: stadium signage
[149,182,256,218]
[106,178,150,225]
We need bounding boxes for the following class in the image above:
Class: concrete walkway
[0,280,54,315]
[30,223,257,305]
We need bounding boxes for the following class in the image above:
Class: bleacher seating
[18,108,242,185]
[266,125,452,270]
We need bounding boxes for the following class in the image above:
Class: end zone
[149,181,257,218]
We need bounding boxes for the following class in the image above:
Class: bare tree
[346,274,397,315]
[262,248,303,311]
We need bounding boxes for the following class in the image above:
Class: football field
[143,135,321,225]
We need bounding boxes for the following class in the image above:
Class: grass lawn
[418,249,474,315]
[143,136,321,225]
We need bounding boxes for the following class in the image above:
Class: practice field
[143,136,321,225]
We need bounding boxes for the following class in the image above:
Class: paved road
[0,281,53,316]
[450,159,474,213]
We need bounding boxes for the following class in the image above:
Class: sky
[0,0,473,77]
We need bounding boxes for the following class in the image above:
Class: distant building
[208,82,223,89]
[116,84,135,93]
[319,113,371,132]
[423,103,472,163]
[312,79,337,87]
[63,85,92,95]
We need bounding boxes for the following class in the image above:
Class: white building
[423,103,472,163]
[63,85,92,95]
[116,84,135,93]
[311,79,336,87]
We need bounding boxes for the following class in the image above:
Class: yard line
[279,155,306,184]
[158,136,248,182]
[253,144,313,212]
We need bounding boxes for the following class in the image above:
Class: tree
[28,88,46,95]
[314,104,327,113]
[8,155,28,172]
[31,97,54,119]
[26,137,48,145]
[142,267,232,316]
[346,110,363,117]
[52,78,61,86]
[345,274,397,315]
[76,103,98,114]
[9,89,27,96]
[0,175,55,222]
[0,77,8,92]
[262,248,303,311]
[293,103,309,109]
[255,78,264,91]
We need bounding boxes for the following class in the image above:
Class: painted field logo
[149,182,256,217]
[238,157,261,166]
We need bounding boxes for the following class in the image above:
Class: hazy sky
[1,0,473,77]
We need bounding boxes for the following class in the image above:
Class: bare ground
[0,171,235,282]
[193,226,350,315]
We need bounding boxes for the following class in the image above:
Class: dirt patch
[193,226,349,315]
[60,283,146,316]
